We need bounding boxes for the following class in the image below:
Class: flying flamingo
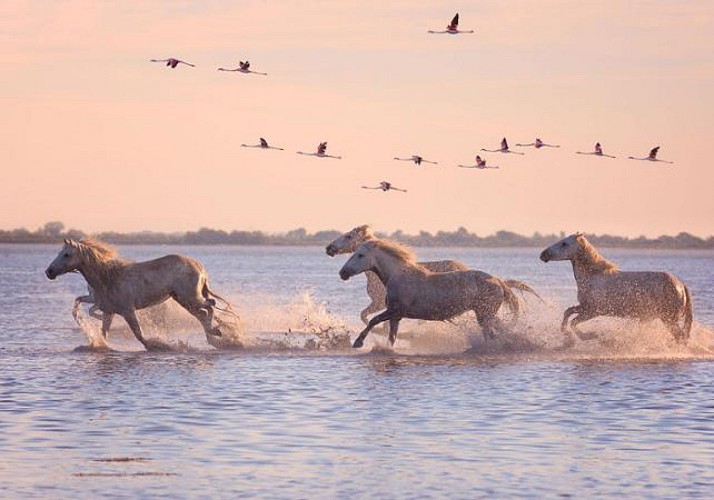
[362,181,407,193]
[429,13,474,34]
[241,138,284,150]
[217,60,268,76]
[393,155,438,166]
[296,142,342,159]
[481,137,524,155]
[516,138,560,149]
[576,142,616,158]
[457,155,499,169]
[150,58,195,68]
[628,146,673,164]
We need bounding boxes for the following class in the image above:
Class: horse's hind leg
[172,294,221,338]
[664,319,687,344]
[388,318,401,346]
[122,310,150,349]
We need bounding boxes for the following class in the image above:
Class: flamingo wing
[260,138,268,148]
[649,146,659,159]
[449,13,459,29]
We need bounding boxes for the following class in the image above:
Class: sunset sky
[2,1,713,237]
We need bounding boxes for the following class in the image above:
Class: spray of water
[70,290,714,359]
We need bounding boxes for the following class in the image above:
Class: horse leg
[570,310,599,340]
[172,292,222,338]
[561,305,581,332]
[663,319,687,344]
[388,317,401,345]
[121,310,157,351]
[89,305,103,321]
[360,300,384,326]
[101,313,114,339]
[353,310,393,348]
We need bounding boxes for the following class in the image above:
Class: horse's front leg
[570,310,599,340]
[353,310,394,348]
[89,304,103,321]
[72,295,92,323]
[101,313,114,339]
[561,305,581,332]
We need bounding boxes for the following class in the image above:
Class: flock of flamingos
[150,12,675,194]
[43,13,691,352]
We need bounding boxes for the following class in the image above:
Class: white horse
[46,238,238,350]
[326,225,469,325]
[326,225,540,327]
[339,240,519,348]
[540,233,693,344]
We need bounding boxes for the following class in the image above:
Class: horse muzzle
[539,250,551,262]
[45,268,57,280]
[339,269,352,281]
[325,245,337,256]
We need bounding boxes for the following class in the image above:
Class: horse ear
[63,238,70,245]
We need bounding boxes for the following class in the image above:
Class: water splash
[70,290,714,359]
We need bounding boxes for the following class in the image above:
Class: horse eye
[63,252,70,257]
[561,242,567,247]
[357,254,364,259]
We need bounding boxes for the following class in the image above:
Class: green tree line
[1,221,713,249]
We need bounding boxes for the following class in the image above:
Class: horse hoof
[353,339,364,348]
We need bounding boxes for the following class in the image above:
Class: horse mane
[356,224,375,240]
[71,238,129,282]
[369,239,417,264]
[576,235,619,274]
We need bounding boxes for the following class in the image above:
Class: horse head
[326,224,373,256]
[540,233,585,262]
[45,239,82,280]
[339,241,377,280]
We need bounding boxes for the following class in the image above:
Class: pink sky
[2,1,713,237]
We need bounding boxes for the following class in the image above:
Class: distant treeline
[2,221,713,249]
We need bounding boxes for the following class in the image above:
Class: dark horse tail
[499,279,520,323]
[504,279,544,302]
[683,284,693,339]
[202,283,240,319]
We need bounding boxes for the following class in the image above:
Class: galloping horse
[326,224,541,325]
[339,240,521,348]
[540,233,693,344]
[46,238,236,350]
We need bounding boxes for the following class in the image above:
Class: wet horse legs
[353,310,395,348]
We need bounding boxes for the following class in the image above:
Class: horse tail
[504,279,544,302]
[203,283,240,319]
[499,279,520,323]
[683,284,693,339]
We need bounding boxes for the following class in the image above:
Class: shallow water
[2,244,714,497]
